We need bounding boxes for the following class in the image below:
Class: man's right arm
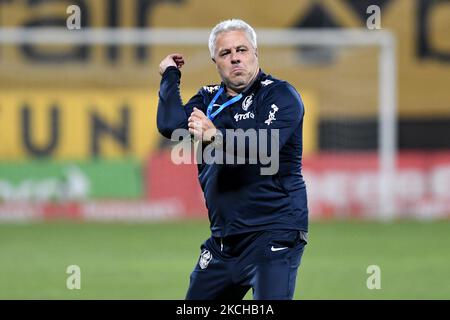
[156,54,204,139]
[157,66,188,138]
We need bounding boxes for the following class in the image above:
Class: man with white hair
[157,19,308,300]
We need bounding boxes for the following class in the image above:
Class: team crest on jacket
[199,250,212,269]
[264,104,279,125]
[242,94,253,111]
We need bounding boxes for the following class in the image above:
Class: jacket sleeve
[156,66,204,139]
[216,82,304,163]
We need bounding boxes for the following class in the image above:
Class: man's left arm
[256,83,304,153]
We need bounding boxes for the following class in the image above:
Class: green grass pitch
[0,219,449,299]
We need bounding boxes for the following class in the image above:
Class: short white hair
[208,19,257,58]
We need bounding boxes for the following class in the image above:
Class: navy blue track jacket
[157,66,308,237]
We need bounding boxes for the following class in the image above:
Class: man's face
[213,30,259,93]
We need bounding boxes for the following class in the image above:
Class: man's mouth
[231,67,245,74]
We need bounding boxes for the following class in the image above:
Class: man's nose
[231,52,240,64]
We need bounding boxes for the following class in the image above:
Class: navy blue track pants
[186,229,307,300]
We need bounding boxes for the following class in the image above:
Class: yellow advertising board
[0,89,163,160]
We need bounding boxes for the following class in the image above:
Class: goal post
[0,27,397,219]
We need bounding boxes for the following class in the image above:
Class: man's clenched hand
[188,108,217,143]
[159,53,185,76]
